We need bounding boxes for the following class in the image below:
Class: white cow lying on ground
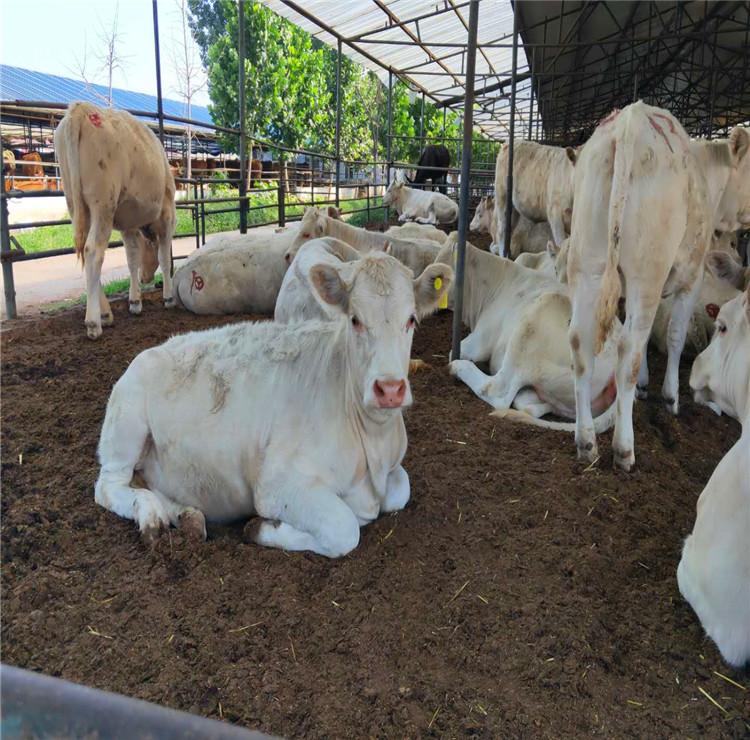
[381,181,459,224]
[515,242,559,278]
[275,237,362,323]
[566,101,750,471]
[442,239,618,423]
[172,229,294,314]
[95,252,453,556]
[55,102,176,339]
[470,195,557,258]
[288,207,442,276]
[679,283,750,667]
[707,250,750,292]
[492,142,577,256]
[385,222,448,244]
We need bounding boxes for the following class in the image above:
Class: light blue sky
[1,0,211,107]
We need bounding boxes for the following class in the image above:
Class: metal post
[152,0,165,144]
[335,39,342,209]
[200,179,206,245]
[419,91,426,154]
[528,47,535,140]
[238,0,248,233]
[1,138,17,319]
[278,152,286,227]
[502,5,519,259]
[450,0,479,363]
[193,179,199,250]
[385,71,393,222]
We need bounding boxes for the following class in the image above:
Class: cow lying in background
[55,102,176,339]
[275,237,361,323]
[492,141,576,256]
[381,181,458,224]
[441,239,618,424]
[172,229,295,315]
[515,243,558,278]
[707,250,750,292]
[288,207,443,276]
[95,252,452,557]
[385,222,448,244]
[678,283,750,667]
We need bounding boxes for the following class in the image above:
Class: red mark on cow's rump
[597,109,621,129]
[190,270,204,294]
[705,303,720,319]
[648,115,673,153]
[88,113,102,128]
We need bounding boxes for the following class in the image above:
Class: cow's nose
[285,252,292,263]
[373,379,407,408]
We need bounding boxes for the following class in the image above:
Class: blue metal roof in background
[0,64,214,128]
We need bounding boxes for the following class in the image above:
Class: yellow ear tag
[435,276,448,309]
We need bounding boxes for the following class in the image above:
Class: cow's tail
[491,402,616,434]
[593,117,634,353]
[60,105,91,266]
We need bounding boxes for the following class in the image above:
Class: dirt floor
[2,243,749,738]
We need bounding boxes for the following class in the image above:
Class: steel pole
[1,139,17,319]
[238,0,248,232]
[152,0,165,144]
[335,39,342,208]
[502,5,519,259]
[450,0,479,363]
[385,70,393,222]
[419,91,426,155]
[528,47,536,139]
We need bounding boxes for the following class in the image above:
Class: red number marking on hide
[597,109,621,129]
[190,270,205,294]
[705,303,720,319]
[88,113,102,128]
[648,115,674,153]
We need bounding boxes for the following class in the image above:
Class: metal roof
[0,65,213,128]
[261,0,532,139]
[516,1,750,144]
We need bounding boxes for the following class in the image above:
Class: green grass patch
[15,190,386,256]
[43,274,162,312]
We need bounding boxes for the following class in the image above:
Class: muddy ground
[2,241,748,738]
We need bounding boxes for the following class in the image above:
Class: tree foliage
[188,0,496,169]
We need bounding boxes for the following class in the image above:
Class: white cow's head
[689,280,750,421]
[381,180,406,208]
[707,251,750,292]
[287,207,332,262]
[309,252,453,412]
[470,196,494,233]
[716,127,750,231]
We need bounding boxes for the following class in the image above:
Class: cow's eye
[717,320,727,335]
[302,232,311,238]
[351,315,361,329]
[406,314,417,330]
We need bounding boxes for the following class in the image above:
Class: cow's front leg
[158,233,176,309]
[398,212,410,223]
[449,359,520,409]
[382,465,410,512]
[661,286,699,415]
[248,484,360,558]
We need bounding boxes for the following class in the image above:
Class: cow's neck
[325,217,387,250]
[693,140,733,225]
[462,244,513,329]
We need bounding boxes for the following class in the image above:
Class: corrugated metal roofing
[0,64,213,127]
[260,0,532,139]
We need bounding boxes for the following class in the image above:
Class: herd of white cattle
[54,100,749,667]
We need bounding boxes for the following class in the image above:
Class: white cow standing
[492,141,577,256]
[95,253,453,557]
[55,102,176,339]
[566,101,750,470]
[381,181,458,224]
[679,283,750,667]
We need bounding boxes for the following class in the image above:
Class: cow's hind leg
[636,341,649,399]
[157,232,176,309]
[99,285,114,327]
[82,216,113,339]
[123,229,143,315]
[248,483,360,558]
[661,285,699,415]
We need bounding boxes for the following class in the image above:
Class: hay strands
[698,686,728,714]
[445,579,469,606]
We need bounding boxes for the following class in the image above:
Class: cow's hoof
[129,300,143,316]
[164,297,177,309]
[242,517,274,545]
[85,321,102,340]
[613,448,635,472]
[635,384,648,401]
[179,508,206,541]
[662,396,679,416]
[101,312,114,327]
[139,520,166,547]
[575,439,598,464]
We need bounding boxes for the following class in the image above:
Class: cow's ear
[729,127,749,162]
[310,263,349,311]
[707,251,743,288]
[565,147,577,165]
[414,263,454,319]
[487,195,494,208]
[546,240,558,257]
[327,206,341,220]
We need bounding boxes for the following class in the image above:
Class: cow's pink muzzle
[373,379,407,408]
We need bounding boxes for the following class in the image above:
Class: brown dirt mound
[2,294,748,738]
